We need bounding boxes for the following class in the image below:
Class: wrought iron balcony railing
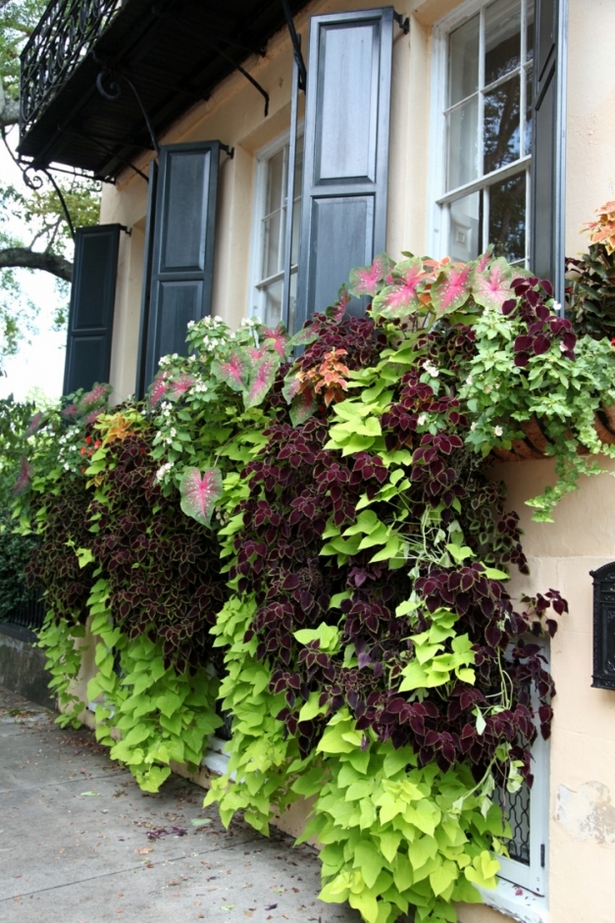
[20,0,121,142]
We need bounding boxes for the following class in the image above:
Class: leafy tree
[0,0,101,366]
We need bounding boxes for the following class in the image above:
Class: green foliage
[38,608,86,727]
[566,244,615,340]
[87,577,220,793]
[18,238,615,923]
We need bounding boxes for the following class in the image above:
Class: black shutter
[135,160,158,399]
[142,141,220,387]
[531,0,567,304]
[63,224,120,395]
[296,7,393,328]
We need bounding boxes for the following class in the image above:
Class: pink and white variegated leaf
[282,373,301,404]
[471,257,514,313]
[78,382,112,411]
[25,412,46,437]
[13,457,33,496]
[325,286,351,321]
[371,258,425,319]
[147,372,171,410]
[82,409,103,426]
[247,345,267,361]
[167,374,196,400]
[430,263,472,314]
[179,467,223,528]
[211,350,251,392]
[348,253,393,297]
[289,324,319,348]
[262,324,290,358]
[243,354,280,409]
[290,389,317,426]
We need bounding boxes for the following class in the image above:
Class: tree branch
[0,247,72,281]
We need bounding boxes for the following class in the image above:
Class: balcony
[18,0,309,180]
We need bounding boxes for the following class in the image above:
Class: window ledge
[478,879,549,923]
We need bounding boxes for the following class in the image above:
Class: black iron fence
[20,0,121,140]
[2,595,46,633]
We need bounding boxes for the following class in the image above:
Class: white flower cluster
[494,425,503,437]
[417,413,427,426]
[155,461,173,482]
[422,360,440,378]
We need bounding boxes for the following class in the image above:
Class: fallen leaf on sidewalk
[136,847,153,855]
[80,791,100,797]
[264,904,278,911]
[191,818,212,827]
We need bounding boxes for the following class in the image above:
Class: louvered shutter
[63,224,120,395]
[142,141,220,387]
[296,7,393,329]
[531,0,567,304]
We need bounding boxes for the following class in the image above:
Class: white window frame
[477,636,551,922]
[428,0,533,267]
[248,127,303,328]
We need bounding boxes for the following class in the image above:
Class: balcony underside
[18,0,309,181]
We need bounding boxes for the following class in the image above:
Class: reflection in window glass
[254,135,303,330]
[484,77,520,173]
[448,13,479,106]
[439,0,533,267]
[485,0,521,85]
[489,172,526,262]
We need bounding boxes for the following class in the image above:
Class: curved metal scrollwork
[20,0,120,138]
[96,68,122,102]
[21,164,76,240]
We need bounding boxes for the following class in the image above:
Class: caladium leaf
[282,373,301,404]
[348,253,393,297]
[78,382,112,411]
[25,411,46,437]
[247,345,267,361]
[13,457,32,496]
[243,354,279,409]
[471,257,513,313]
[431,263,472,314]
[211,351,251,392]
[262,324,290,357]
[325,286,351,321]
[179,467,223,527]
[290,388,317,426]
[147,372,171,410]
[289,324,319,348]
[371,258,426,319]
[167,374,195,400]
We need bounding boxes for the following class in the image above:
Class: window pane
[447,97,479,189]
[484,76,520,173]
[450,191,482,261]
[261,278,283,328]
[495,783,531,865]
[526,0,535,61]
[262,209,282,278]
[448,14,479,106]
[489,171,526,261]
[485,0,521,86]
[524,63,533,154]
[266,148,285,214]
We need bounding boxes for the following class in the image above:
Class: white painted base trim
[201,734,231,776]
[479,879,549,923]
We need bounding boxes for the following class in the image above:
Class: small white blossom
[421,360,440,378]
[470,422,477,432]
[155,462,173,482]
[552,301,562,313]
[466,375,473,386]
[417,414,427,426]
[494,425,503,437]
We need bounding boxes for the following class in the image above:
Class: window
[250,132,303,331]
[483,637,550,921]
[431,0,535,267]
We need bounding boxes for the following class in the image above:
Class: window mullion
[520,0,527,158]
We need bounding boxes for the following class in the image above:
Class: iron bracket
[220,144,235,159]
[394,11,410,34]
[281,0,307,92]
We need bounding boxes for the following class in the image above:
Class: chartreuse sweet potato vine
[22,244,615,921]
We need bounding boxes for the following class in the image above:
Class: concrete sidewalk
[0,686,360,923]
